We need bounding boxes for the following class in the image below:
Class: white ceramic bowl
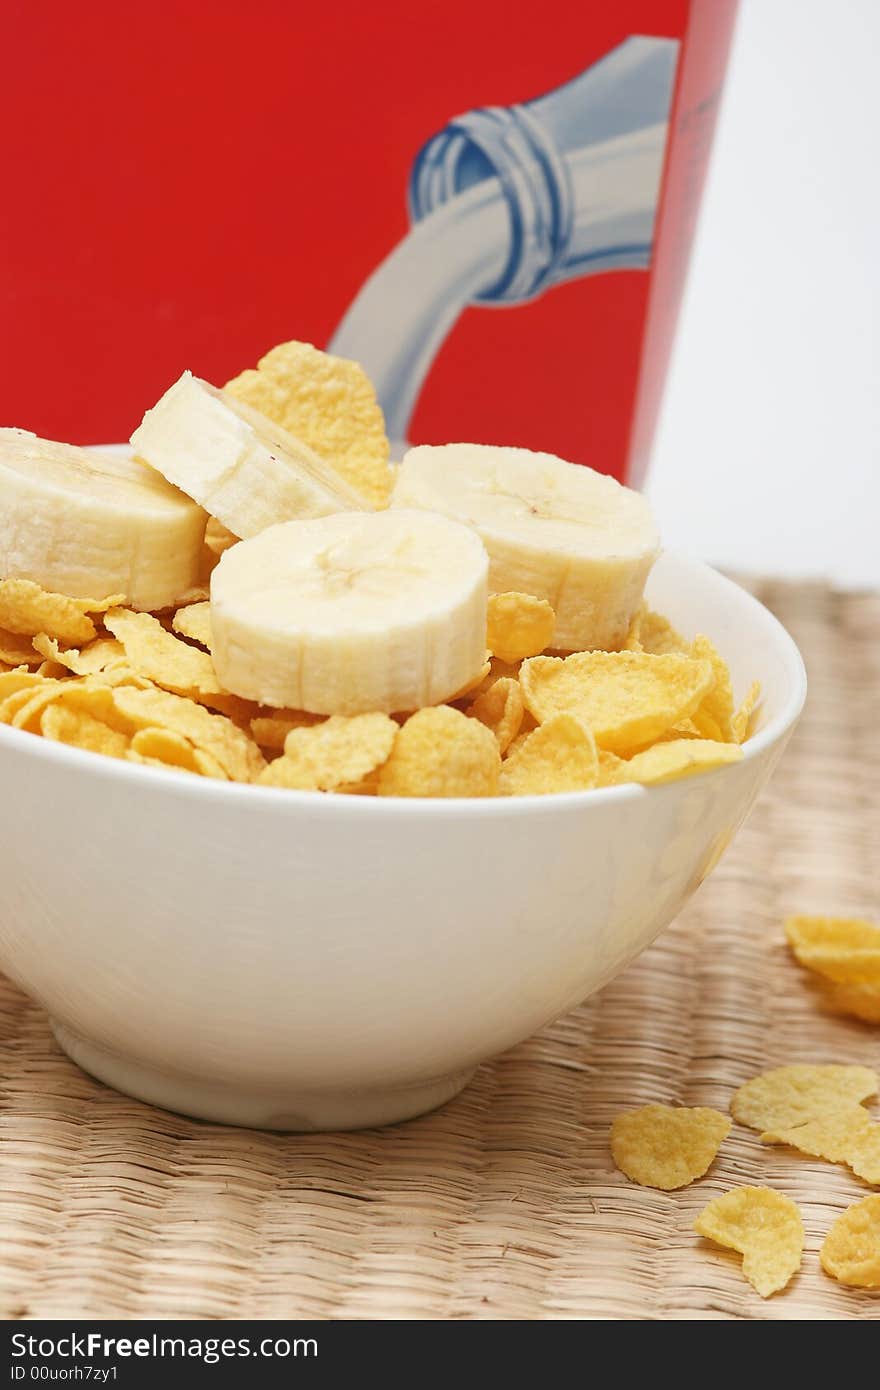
[0,552,805,1130]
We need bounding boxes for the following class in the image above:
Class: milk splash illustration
[330,36,680,445]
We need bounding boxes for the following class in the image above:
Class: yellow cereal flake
[0,668,53,713]
[110,685,265,782]
[785,915,880,986]
[250,711,324,751]
[0,578,108,646]
[616,738,743,787]
[499,714,598,797]
[31,634,127,676]
[2,680,67,731]
[40,702,130,759]
[104,607,224,699]
[520,650,714,755]
[225,340,392,507]
[467,677,524,753]
[0,627,40,667]
[820,1195,880,1288]
[486,592,555,664]
[731,1064,878,1132]
[638,609,688,655]
[172,602,212,650]
[378,706,500,798]
[732,679,761,743]
[257,713,396,791]
[610,1104,731,1190]
[825,981,880,1025]
[760,1105,880,1183]
[694,1187,803,1297]
[130,727,227,779]
[689,635,735,741]
[8,678,137,736]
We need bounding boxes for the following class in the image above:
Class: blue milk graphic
[330,36,680,447]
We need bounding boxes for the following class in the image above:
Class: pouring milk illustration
[330,36,680,448]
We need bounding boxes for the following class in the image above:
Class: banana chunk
[131,371,366,540]
[211,510,489,714]
[393,443,659,652]
[0,429,206,612]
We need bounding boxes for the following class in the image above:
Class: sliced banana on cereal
[392,443,660,651]
[0,429,206,611]
[131,371,367,540]
[210,510,488,714]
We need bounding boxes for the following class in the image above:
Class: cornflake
[486,592,555,664]
[820,1195,880,1288]
[499,714,598,797]
[225,340,392,506]
[731,1064,878,1132]
[378,706,500,798]
[520,650,714,754]
[258,713,396,792]
[610,1103,731,1190]
[467,677,524,753]
[694,1187,803,1297]
[785,915,880,986]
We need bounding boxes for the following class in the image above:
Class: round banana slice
[211,510,489,714]
[392,443,660,651]
[131,371,367,540]
[0,429,206,611]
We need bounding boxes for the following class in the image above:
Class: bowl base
[51,1021,476,1131]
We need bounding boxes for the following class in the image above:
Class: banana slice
[131,371,366,540]
[0,429,206,611]
[211,510,489,714]
[393,444,660,652]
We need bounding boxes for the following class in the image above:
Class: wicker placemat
[0,580,877,1321]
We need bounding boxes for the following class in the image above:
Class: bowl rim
[0,552,807,817]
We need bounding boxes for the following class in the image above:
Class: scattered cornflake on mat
[610,1103,731,1190]
[785,915,880,986]
[825,981,880,1025]
[731,1064,878,1132]
[820,1195,880,1288]
[762,1106,880,1187]
[694,1187,804,1298]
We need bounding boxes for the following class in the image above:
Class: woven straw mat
[0,579,877,1320]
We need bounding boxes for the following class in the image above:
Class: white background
[647,0,880,588]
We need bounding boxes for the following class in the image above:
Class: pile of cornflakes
[609,916,880,1299]
[0,575,760,796]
